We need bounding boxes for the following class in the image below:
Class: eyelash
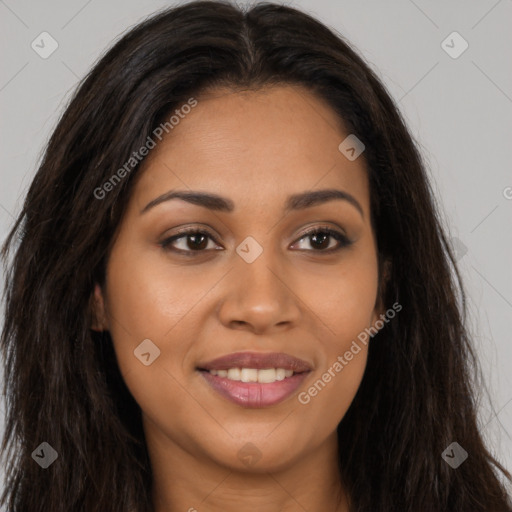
[160,225,352,256]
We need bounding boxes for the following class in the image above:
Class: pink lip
[199,371,310,408]
[197,351,312,408]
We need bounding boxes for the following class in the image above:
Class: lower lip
[199,371,310,408]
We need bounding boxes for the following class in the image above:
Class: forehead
[132,85,370,215]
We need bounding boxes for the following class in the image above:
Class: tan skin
[92,85,384,512]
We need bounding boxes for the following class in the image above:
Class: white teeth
[227,368,241,380]
[258,368,277,383]
[240,368,258,382]
[208,368,295,383]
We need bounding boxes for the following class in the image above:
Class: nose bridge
[218,235,300,332]
[236,237,286,307]
[240,247,281,297]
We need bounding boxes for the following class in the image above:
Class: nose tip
[217,257,301,335]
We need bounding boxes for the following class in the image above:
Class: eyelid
[294,223,347,240]
[160,226,221,251]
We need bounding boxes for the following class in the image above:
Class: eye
[160,228,222,255]
[291,226,352,253]
[160,225,352,256]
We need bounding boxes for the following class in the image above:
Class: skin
[92,85,384,512]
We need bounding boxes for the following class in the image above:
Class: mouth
[196,352,312,408]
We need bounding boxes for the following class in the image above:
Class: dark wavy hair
[1,1,511,510]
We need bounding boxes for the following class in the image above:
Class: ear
[90,283,109,331]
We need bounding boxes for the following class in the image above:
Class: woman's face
[94,85,383,472]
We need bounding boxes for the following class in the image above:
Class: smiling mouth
[197,368,311,407]
[196,351,312,407]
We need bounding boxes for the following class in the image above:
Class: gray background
[1,0,511,495]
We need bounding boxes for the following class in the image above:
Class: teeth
[276,368,286,381]
[241,368,258,382]
[227,368,241,380]
[208,368,294,383]
[258,369,278,383]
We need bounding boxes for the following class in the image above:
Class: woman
[1,1,511,511]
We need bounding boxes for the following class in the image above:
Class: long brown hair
[1,1,511,510]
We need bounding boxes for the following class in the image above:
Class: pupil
[311,232,329,249]
[188,234,207,250]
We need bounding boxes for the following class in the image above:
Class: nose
[217,250,302,335]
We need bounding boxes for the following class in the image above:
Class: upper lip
[197,352,312,373]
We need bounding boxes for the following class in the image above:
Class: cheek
[104,243,219,349]
[293,341,368,455]
[102,250,201,429]
[101,247,191,400]
[303,347,368,405]
[293,249,377,426]
[302,249,380,350]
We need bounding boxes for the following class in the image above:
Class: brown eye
[292,227,352,253]
[161,229,220,254]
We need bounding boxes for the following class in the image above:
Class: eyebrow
[140,188,364,218]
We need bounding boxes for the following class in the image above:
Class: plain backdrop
[1,0,511,496]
